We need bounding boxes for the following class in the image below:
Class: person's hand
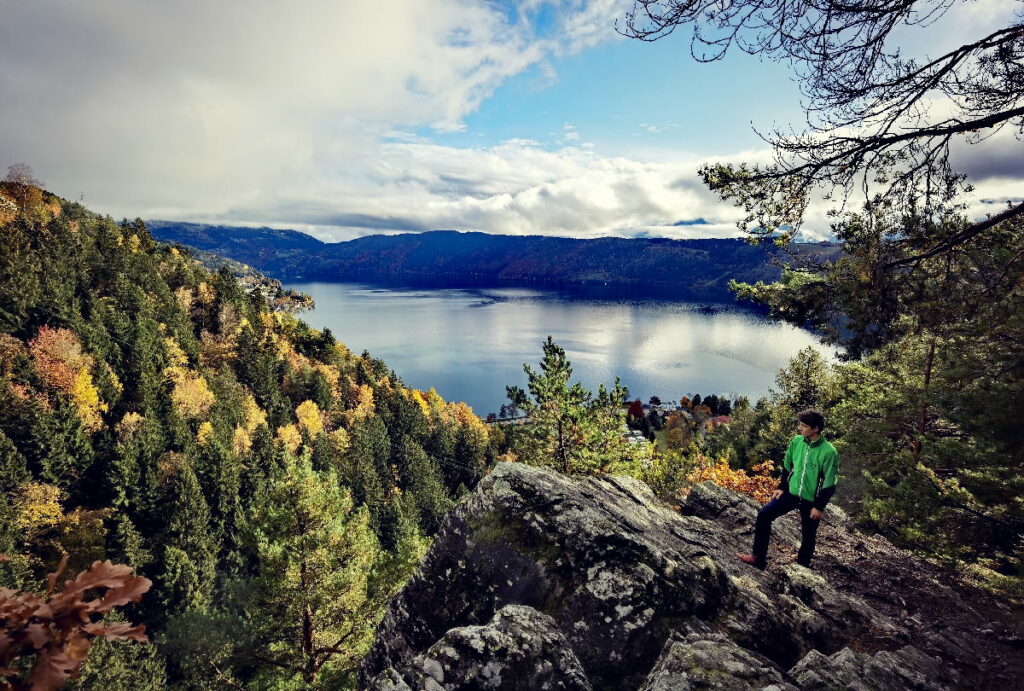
[772,489,784,500]
[810,508,823,520]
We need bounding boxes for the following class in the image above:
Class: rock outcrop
[361,463,1023,689]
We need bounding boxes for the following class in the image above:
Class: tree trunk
[301,562,315,685]
[912,338,936,462]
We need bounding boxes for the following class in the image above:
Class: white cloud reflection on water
[289,282,833,415]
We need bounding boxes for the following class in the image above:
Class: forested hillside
[3,175,1021,688]
[0,182,506,687]
[147,222,839,299]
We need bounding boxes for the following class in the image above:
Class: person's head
[796,410,825,440]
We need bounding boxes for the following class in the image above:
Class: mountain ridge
[147,221,840,299]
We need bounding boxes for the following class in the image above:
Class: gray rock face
[360,463,1021,689]
[366,605,591,690]
[640,632,797,691]
[789,645,959,690]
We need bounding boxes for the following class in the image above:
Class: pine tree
[245,452,381,686]
[506,337,631,475]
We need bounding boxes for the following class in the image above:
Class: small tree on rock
[507,337,631,475]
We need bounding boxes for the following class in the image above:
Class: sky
[1,0,1020,243]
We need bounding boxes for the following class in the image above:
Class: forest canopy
[0,179,506,687]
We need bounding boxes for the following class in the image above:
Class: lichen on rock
[360,463,1022,690]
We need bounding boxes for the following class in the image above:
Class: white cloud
[0,0,550,218]
[3,0,1016,245]
[557,0,633,51]
[215,138,767,242]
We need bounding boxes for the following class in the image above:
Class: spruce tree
[245,452,381,686]
[158,462,217,616]
[0,428,29,495]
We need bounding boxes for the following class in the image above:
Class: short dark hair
[798,409,825,432]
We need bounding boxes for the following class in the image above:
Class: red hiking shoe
[737,553,765,569]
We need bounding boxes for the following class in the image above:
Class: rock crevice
[361,463,1023,689]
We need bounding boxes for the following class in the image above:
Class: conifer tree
[391,436,452,534]
[236,322,291,428]
[158,462,217,616]
[345,417,392,540]
[0,493,31,588]
[245,452,381,686]
[69,632,167,691]
[0,428,29,495]
[507,337,631,475]
[0,220,42,334]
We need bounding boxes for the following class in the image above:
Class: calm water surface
[285,282,831,417]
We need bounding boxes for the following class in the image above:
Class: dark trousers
[752,492,821,567]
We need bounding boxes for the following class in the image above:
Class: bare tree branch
[886,201,1024,267]
[621,1,1024,250]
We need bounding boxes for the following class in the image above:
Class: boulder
[640,632,796,690]
[366,605,591,690]
[789,645,959,690]
[361,463,1017,689]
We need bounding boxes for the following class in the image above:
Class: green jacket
[780,434,839,509]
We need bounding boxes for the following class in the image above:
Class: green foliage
[392,437,453,535]
[640,446,699,498]
[506,336,635,475]
[729,207,1024,577]
[0,494,32,589]
[246,452,381,685]
[0,191,511,686]
[165,453,390,688]
[0,428,29,495]
[158,463,217,616]
[69,622,167,691]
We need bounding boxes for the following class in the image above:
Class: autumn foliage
[0,198,505,686]
[686,457,777,503]
[27,327,106,431]
[0,557,151,691]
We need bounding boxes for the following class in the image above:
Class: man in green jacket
[738,410,839,569]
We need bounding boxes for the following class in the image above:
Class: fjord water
[286,282,831,417]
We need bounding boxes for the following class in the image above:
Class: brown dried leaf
[64,560,134,595]
[25,623,50,650]
[45,556,69,595]
[94,622,148,643]
[0,631,15,657]
[27,633,91,691]
[2,558,150,689]
[96,576,152,613]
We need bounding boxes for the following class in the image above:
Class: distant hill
[184,246,314,312]
[148,221,840,299]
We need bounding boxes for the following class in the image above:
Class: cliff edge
[360,463,1023,689]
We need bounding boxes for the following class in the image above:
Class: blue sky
[425,35,803,158]
[1,0,1018,242]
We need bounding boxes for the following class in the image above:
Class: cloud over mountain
[1,0,1018,241]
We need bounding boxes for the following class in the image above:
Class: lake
[284,281,831,417]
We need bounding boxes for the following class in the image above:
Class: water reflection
[285,282,833,416]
